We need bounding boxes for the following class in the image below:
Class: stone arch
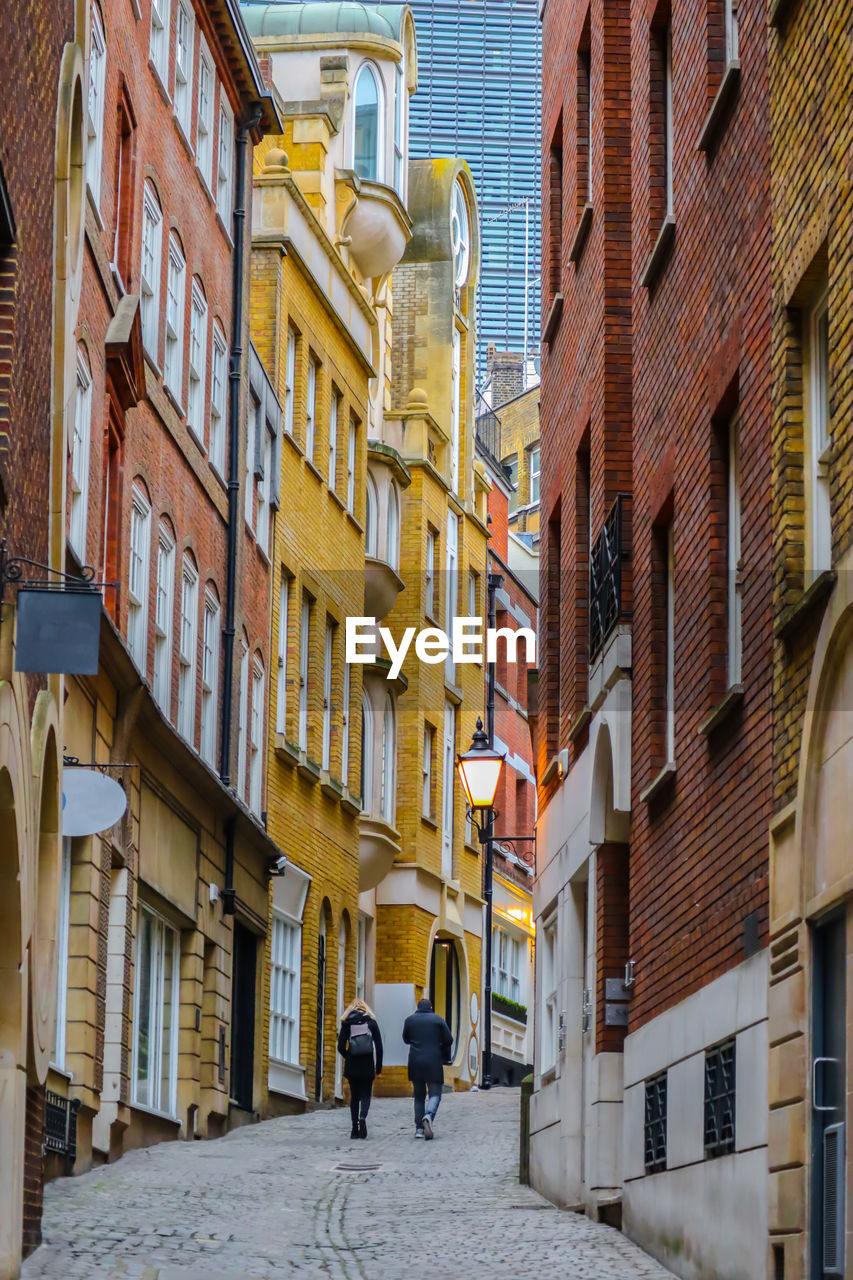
[425,915,470,1070]
[590,718,630,846]
[28,694,62,1082]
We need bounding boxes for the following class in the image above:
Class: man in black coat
[402,997,453,1140]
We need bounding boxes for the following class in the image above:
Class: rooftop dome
[241,2,410,42]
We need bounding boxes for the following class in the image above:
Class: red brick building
[52,0,285,1179]
[531,0,772,1273]
[0,0,87,1266]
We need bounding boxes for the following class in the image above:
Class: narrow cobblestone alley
[23,1091,675,1280]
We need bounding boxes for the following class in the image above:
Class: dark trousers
[413,1080,442,1128]
[349,1078,373,1126]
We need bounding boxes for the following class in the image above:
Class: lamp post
[457,716,504,1090]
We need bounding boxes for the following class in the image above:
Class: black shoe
[350,1124,359,1139]
[358,1118,367,1139]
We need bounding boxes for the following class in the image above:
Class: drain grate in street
[334,1162,382,1171]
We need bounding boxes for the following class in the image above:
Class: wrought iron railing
[589,493,631,662]
[474,389,501,465]
[44,1091,80,1159]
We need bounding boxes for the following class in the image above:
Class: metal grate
[704,1039,736,1158]
[644,1072,667,1173]
[44,1091,80,1158]
[823,1122,846,1275]
[589,494,631,662]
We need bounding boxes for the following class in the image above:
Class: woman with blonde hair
[337,998,383,1138]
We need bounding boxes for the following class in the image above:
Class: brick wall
[22,1086,45,1258]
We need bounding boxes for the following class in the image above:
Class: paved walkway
[24,1089,675,1279]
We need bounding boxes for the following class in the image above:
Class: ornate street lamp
[458,716,504,1089]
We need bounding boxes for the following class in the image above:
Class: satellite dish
[62,769,127,837]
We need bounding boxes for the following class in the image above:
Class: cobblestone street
[23,1090,675,1280]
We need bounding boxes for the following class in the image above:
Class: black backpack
[348,1020,373,1057]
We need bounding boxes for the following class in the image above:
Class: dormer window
[451,180,470,287]
[353,63,382,181]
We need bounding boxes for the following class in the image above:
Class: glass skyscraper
[405,0,541,383]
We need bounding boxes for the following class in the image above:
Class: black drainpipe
[220,105,262,916]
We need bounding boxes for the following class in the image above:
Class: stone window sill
[320,772,344,802]
[639,761,676,805]
[282,429,304,459]
[774,569,836,644]
[274,734,300,767]
[569,203,593,265]
[697,683,744,736]
[346,510,364,537]
[305,458,324,485]
[421,813,438,831]
[328,487,346,513]
[297,756,321,784]
[568,704,592,743]
[641,215,676,292]
[542,293,563,346]
[341,789,361,816]
[697,61,741,155]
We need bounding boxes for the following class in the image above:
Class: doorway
[315,916,326,1101]
[810,912,847,1278]
[230,922,257,1111]
[430,937,461,1058]
[335,918,346,1100]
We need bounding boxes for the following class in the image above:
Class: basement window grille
[44,1091,80,1159]
[704,1039,736,1158]
[589,493,631,662]
[644,1071,667,1173]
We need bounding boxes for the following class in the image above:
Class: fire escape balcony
[589,493,632,664]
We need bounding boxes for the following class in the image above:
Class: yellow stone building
[246,1,418,1108]
[366,158,491,1094]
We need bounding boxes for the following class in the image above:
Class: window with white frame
[70,347,92,559]
[360,695,374,811]
[441,701,455,878]
[328,389,339,489]
[353,62,381,181]
[174,1,194,139]
[807,288,831,575]
[322,620,334,772]
[210,324,227,474]
[445,511,458,682]
[140,183,163,357]
[529,445,541,504]
[394,59,405,193]
[725,0,739,64]
[149,0,171,88]
[53,837,72,1070]
[284,325,296,435]
[664,25,673,217]
[727,415,742,687]
[132,903,179,1115]
[249,657,264,813]
[380,695,395,823]
[305,356,317,463]
[341,658,351,788]
[387,481,400,570]
[451,327,461,494]
[237,637,249,797]
[269,912,301,1064]
[347,417,357,512]
[468,570,477,621]
[165,235,186,401]
[422,723,434,817]
[86,4,106,203]
[196,38,214,188]
[200,590,220,765]
[245,390,259,529]
[492,925,522,1003]
[257,424,273,555]
[275,576,288,735]
[298,594,310,752]
[216,97,234,228]
[425,530,436,618]
[153,525,175,714]
[365,475,378,558]
[540,913,558,1072]
[187,279,208,443]
[665,523,675,761]
[127,485,152,670]
[177,556,198,743]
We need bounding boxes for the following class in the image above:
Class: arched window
[450,179,470,288]
[387,481,400,571]
[86,3,106,204]
[353,63,381,181]
[140,181,163,355]
[69,345,92,559]
[360,695,374,812]
[365,474,379,557]
[380,694,396,823]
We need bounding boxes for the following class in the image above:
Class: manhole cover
[334,1162,381,1171]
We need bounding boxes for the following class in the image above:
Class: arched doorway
[429,937,461,1057]
[334,916,348,1100]
[315,906,329,1101]
[0,767,24,1275]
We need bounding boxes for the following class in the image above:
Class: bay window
[270,913,301,1065]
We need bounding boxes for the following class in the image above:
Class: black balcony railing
[589,493,631,662]
[44,1091,81,1159]
[474,389,501,466]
